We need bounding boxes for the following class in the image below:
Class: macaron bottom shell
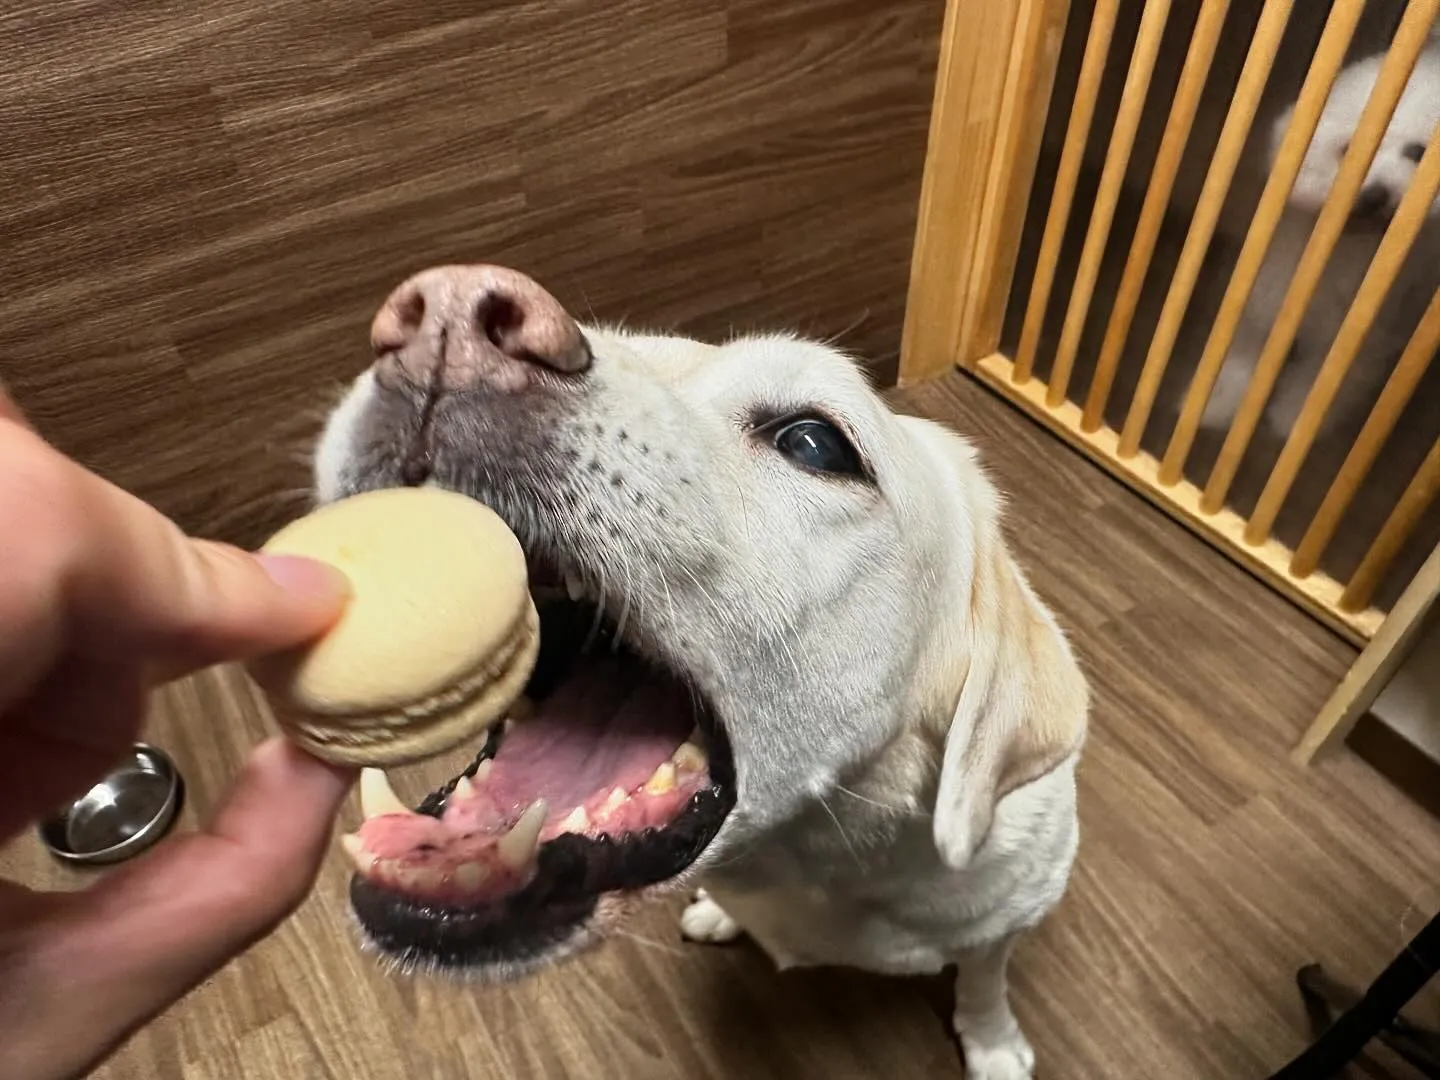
[263,598,540,768]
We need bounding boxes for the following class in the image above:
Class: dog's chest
[703,857,1044,976]
[701,767,1081,974]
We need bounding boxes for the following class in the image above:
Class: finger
[0,657,148,845]
[1,424,350,677]
[0,381,34,430]
[1,739,355,1080]
[74,737,353,952]
[68,494,352,674]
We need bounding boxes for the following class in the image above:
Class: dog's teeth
[360,768,409,819]
[453,775,476,800]
[644,762,677,795]
[671,742,706,773]
[599,787,628,816]
[565,572,586,602]
[497,800,547,871]
[559,807,591,833]
[340,833,375,872]
[393,864,442,893]
[474,760,494,783]
[453,861,487,891]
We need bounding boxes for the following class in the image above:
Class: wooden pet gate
[901,0,1440,762]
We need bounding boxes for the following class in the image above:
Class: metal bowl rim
[38,743,182,865]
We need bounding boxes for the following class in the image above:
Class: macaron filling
[340,595,735,973]
[280,603,538,758]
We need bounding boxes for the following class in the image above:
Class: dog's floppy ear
[930,517,1089,870]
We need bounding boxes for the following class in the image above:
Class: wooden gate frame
[900,0,1440,762]
[899,0,1440,650]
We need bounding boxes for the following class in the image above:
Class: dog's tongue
[351,652,707,884]
[484,654,693,818]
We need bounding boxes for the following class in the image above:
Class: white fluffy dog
[1202,41,1439,440]
[311,264,1090,1079]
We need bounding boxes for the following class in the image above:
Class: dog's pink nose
[371,264,591,391]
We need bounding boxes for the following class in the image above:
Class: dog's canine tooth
[497,800,547,871]
[565,572,586,601]
[453,775,477,800]
[671,742,706,773]
[360,768,410,819]
[474,760,494,783]
[644,762,677,795]
[340,833,376,872]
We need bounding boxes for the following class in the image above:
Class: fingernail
[254,554,351,601]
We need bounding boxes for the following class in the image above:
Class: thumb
[57,454,351,677]
[0,739,356,1080]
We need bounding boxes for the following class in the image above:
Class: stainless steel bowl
[38,744,183,866]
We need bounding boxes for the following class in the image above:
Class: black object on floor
[1268,910,1440,1079]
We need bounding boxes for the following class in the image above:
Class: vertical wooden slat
[974,349,1383,644]
[1046,0,1175,407]
[1343,437,1440,613]
[958,0,1074,371]
[1292,289,1440,579]
[1199,0,1439,514]
[1294,542,1440,766]
[1118,0,1294,457]
[1084,0,1233,431]
[1156,0,1367,485]
[898,0,1027,385]
[1012,0,1122,384]
[1247,132,1440,545]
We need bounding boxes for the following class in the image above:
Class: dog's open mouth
[341,537,737,974]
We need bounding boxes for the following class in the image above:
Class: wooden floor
[5,371,1439,1079]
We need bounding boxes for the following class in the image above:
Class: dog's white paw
[680,890,741,944]
[958,1031,1035,1080]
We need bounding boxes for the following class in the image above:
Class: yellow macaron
[246,487,538,767]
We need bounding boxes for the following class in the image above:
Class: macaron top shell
[253,487,530,716]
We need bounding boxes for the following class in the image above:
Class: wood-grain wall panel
[1,0,942,548]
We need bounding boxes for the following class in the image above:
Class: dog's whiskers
[612,557,635,651]
[574,284,602,329]
[817,307,872,350]
[818,794,864,869]
[583,580,607,655]
[699,836,762,871]
[835,784,908,815]
[671,562,732,635]
[267,488,319,514]
[614,927,686,957]
[656,565,680,638]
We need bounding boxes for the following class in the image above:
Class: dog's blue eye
[773,418,864,477]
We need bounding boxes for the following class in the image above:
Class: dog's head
[1281,45,1439,224]
[308,264,1087,978]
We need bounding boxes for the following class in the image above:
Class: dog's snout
[1352,182,1391,221]
[371,264,592,391]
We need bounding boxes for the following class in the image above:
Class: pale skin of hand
[0,386,357,1080]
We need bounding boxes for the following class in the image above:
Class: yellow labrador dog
[312,264,1089,1080]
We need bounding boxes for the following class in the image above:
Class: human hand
[0,385,356,1080]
